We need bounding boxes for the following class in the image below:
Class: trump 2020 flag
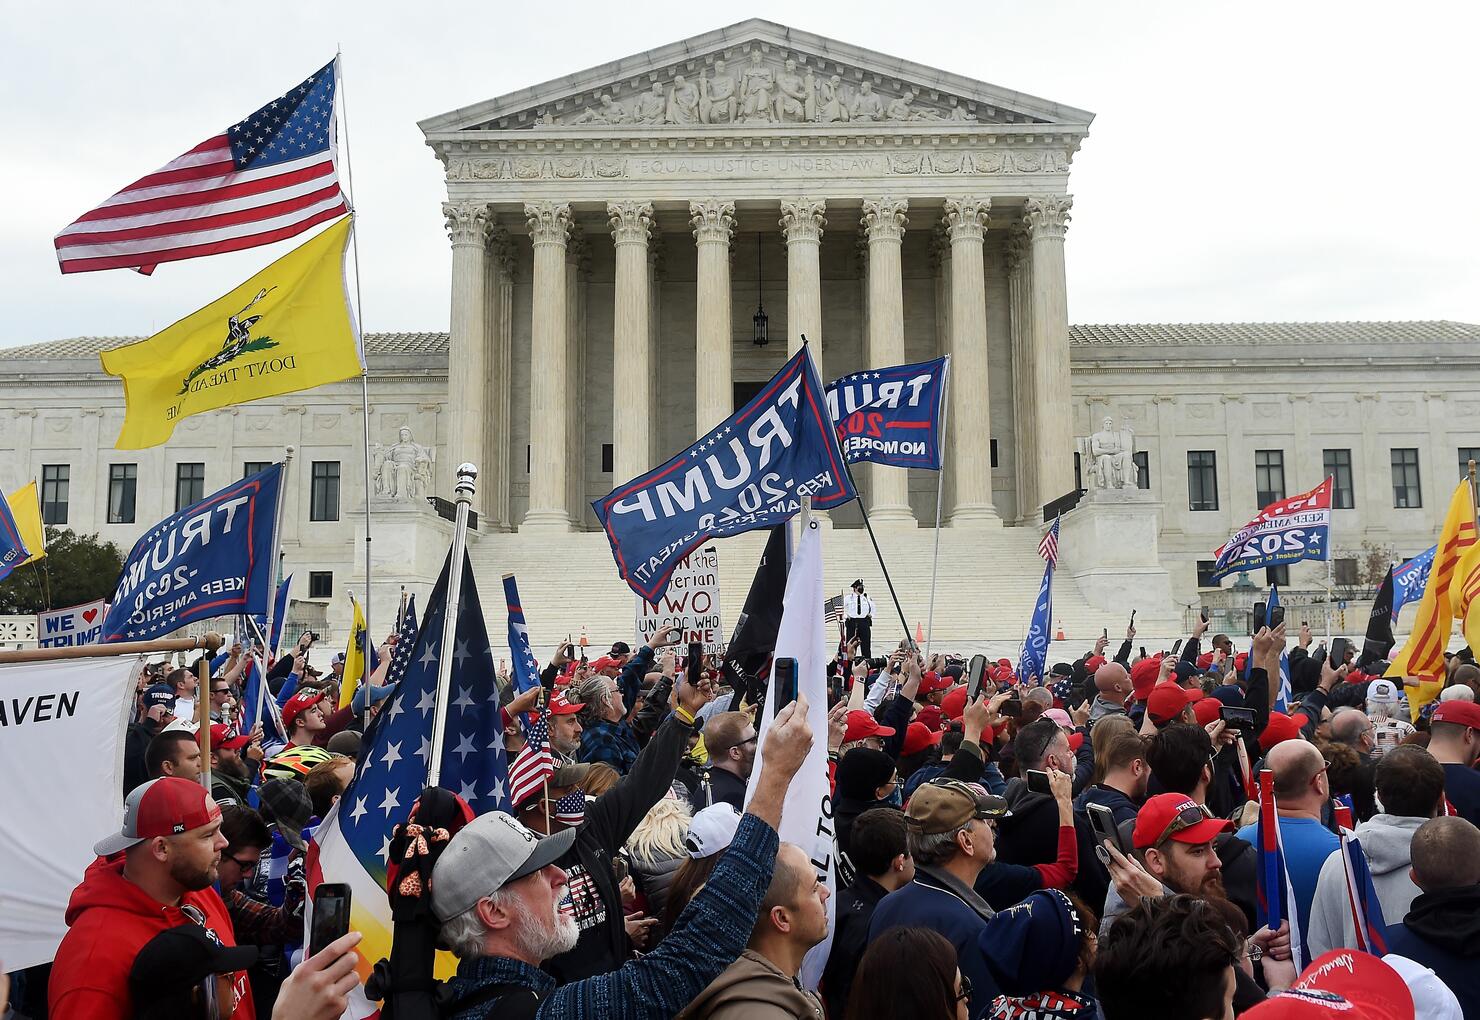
[0,488,32,584]
[0,657,141,970]
[825,356,949,469]
[1210,477,1332,584]
[307,546,512,1002]
[745,513,835,990]
[594,345,854,602]
[1018,517,1059,684]
[504,574,542,694]
[1255,769,1307,969]
[102,464,281,642]
[1393,545,1436,621]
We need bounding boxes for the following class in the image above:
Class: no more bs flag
[595,346,854,601]
[99,216,362,449]
[101,465,281,642]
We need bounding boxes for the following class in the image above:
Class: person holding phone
[844,580,876,660]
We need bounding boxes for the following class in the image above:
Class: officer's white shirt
[846,593,875,620]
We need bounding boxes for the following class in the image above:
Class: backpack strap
[440,981,542,1020]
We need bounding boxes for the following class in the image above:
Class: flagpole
[258,448,293,726]
[428,464,477,788]
[924,356,951,661]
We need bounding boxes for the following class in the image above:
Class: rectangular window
[1391,449,1422,508]
[243,461,270,479]
[990,438,999,468]
[1074,452,1083,491]
[175,463,205,511]
[107,464,137,524]
[1255,450,1286,507]
[1187,451,1218,511]
[601,444,614,473]
[1334,557,1358,586]
[309,571,333,599]
[1196,560,1222,588]
[41,464,69,525]
[310,461,340,522]
[1324,449,1354,509]
[526,445,531,474]
[1461,447,1480,481]
[1133,451,1151,490]
[1265,565,1290,587]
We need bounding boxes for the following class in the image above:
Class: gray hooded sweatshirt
[1306,813,1425,958]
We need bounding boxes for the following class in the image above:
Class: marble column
[931,223,954,516]
[482,227,516,530]
[609,201,654,484]
[861,198,915,525]
[1006,223,1037,522]
[691,199,735,435]
[443,200,492,495]
[1025,195,1075,509]
[944,197,999,526]
[522,201,573,531]
[780,198,827,359]
[565,229,589,529]
[647,234,665,467]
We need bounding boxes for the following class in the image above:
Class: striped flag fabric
[1038,515,1061,568]
[55,59,348,275]
[381,594,420,688]
[508,704,554,809]
[504,573,542,694]
[1255,768,1307,969]
[824,594,844,627]
[1334,806,1389,955]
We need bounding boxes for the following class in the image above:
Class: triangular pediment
[419,20,1093,137]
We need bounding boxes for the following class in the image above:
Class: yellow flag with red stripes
[1451,521,1480,671]
[1386,479,1478,718]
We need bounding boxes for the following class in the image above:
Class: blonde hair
[581,762,621,798]
[627,797,693,865]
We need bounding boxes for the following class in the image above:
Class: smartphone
[772,656,799,711]
[1026,769,1052,796]
[1200,608,1209,624]
[1330,637,1350,665]
[1220,705,1257,731]
[1102,627,1109,640]
[309,883,351,958]
[966,654,988,702]
[687,642,704,687]
[1129,610,1137,627]
[1252,602,1266,629]
[1269,605,1286,629]
[1087,802,1129,856]
[999,697,1022,719]
[1170,638,1183,656]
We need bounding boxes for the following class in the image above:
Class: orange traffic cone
[915,621,926,645]
[1055,619,1066,641]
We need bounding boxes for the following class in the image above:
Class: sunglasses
[1154,801,1214,847]
[956,975,973,1003]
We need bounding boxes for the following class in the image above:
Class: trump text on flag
[823,356,947,470]
[635,546,723,655]
[1209,478,1332,583]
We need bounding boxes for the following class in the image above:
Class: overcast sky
[5,1,1478,348]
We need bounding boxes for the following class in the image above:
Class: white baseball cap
[1384,954,1462,1020]
[684,803,741,859]
[430,812,576,921]
[1367,678,1400,705]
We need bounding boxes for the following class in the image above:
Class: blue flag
[825,356,949,469]
[594,346,855,601]
[1018,562,1055,684]
[1393,545,1436,622]
[240,657,286,753]
[0,490,32,584]
[250,574,293,656]
[102,464,282,642]
[504,574,542,694]
[1210,478,1332,583]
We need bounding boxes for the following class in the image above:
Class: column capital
[443,200,492,247]
[861,197,909,243]
[943,198,991,243]
[524,201,572,247]
[1003,221,1032,274]
[690,199,736,244]
[1025,194,1073,240]
[779,197,827,244]
[488,226,517,278]
[608,200,654,246]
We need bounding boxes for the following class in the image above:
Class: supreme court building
[4,20,1479,649]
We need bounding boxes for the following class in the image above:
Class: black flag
[721,525,790,708]
[1359,565,1396,667]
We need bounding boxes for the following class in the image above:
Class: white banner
[744,515,836,989]
[634,545,723,655]
[0,655,140,970]
[35,599,108,648]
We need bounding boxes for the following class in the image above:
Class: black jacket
[821,876,890,1019]
[1384,885,1480,1020]
[542,712,694,984]
[705,765,747,811]
[999,779,1106,917]
[122,719,160,796]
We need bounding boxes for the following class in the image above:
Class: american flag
[54,59,348,275]
[1038,515,1061,568]
[382,594,420,688]
[508,704,554,809]
[824,594,845,627]
[504,573,542,693]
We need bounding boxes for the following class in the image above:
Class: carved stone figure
[849,81,885,122]
[375,426,435,501]
[634,82,666,124]
[699,59,738,123]
[667,74,700,124]
[1079,417,1138,491]
[739,51,776,122]
[774,58,811,122]
[884,88,915,121]
[946,99,975,122]
[817,75,849,123]
[568,94,628,125]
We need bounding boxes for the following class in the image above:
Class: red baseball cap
[588,656,622,675]
[199,723,251,752]
[1146,683,1194,725]
[1192,697,1224,728]
[281,688,327,730]
[1084,655,1107,673]
[919,671,952,696]
[1130,656,1163,700]
[95,777,221,857]
[941,686,968,721]
[844,710,895,744]
[901,721,944,757]
[1132,793,1234,850]
[1242,949,1414,1020]
[548,689,582,716]
[1431,699,1480,729]
[1259,710,1309,750]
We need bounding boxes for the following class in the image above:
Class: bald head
[1411,816,1480,891]
[1095,663,1130,697]
[1267,738,1326,803]
[1329,707,1370,746]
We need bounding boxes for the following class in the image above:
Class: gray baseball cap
[431,812,576,921]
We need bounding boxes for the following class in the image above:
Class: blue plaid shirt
[442,814,780,1020]
[578,718,642,774]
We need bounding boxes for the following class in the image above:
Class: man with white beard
[433,695,816,1019]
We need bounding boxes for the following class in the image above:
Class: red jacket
[49,856,254,1020]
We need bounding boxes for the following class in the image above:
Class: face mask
[884,786,904,808]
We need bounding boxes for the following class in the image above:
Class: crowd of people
[12,608,1480,1020]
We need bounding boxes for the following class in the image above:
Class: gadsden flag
[99,215,361,448]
